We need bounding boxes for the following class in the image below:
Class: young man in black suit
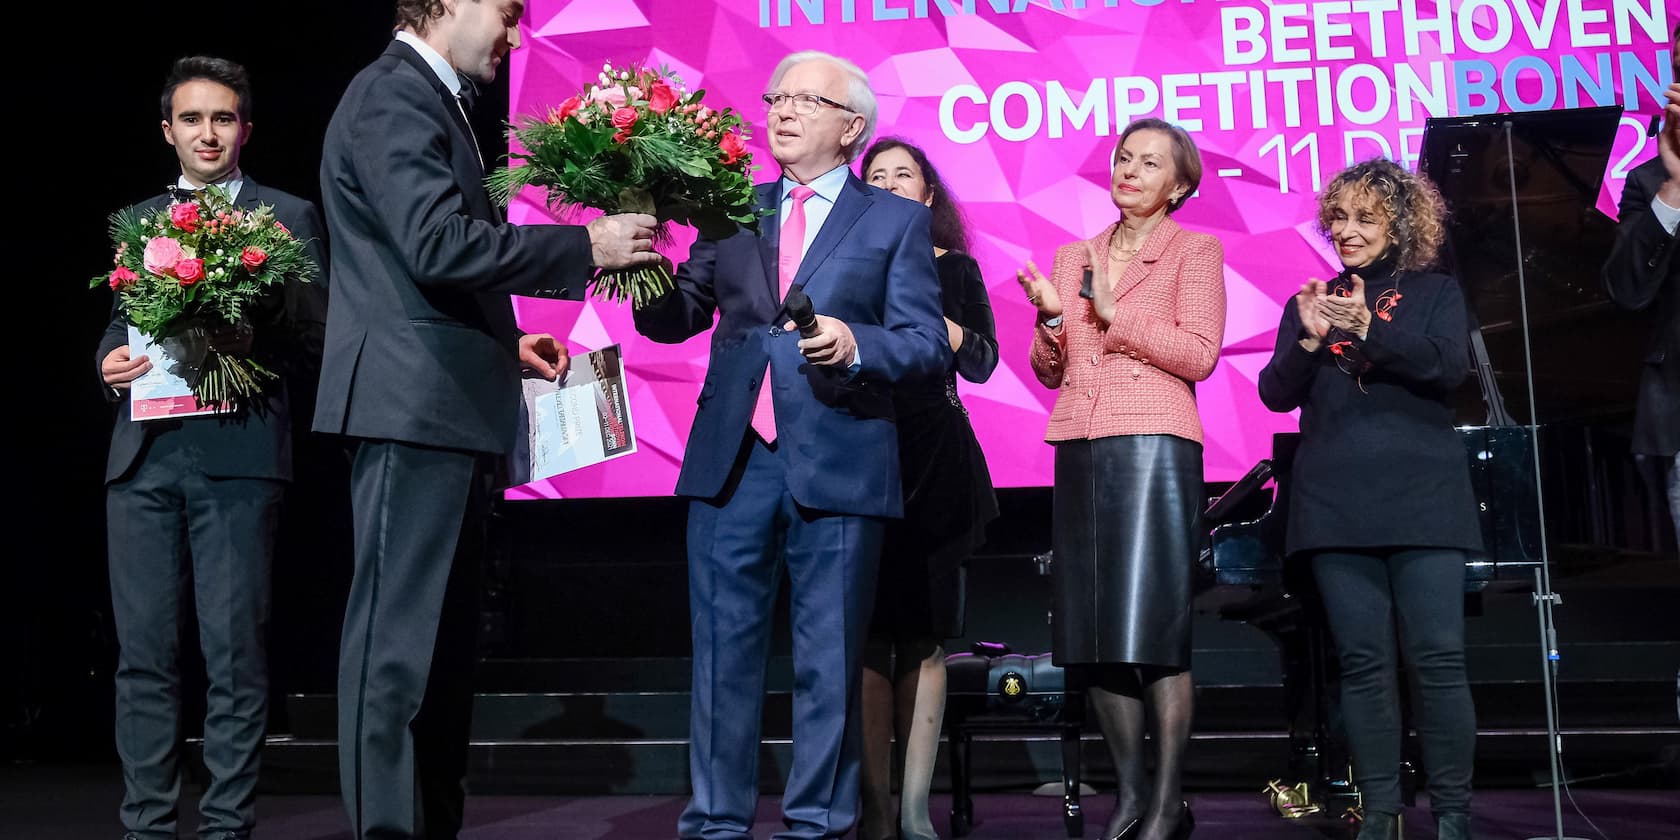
[314,2,660,837]
[97,55,329,840]
[1604,23,1680,544]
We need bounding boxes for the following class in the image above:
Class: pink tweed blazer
[1030,217,1226,444]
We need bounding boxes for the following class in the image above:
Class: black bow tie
[168,186,203,203]
[456,74,479,112]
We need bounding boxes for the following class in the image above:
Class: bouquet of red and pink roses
[91,186,320,410]
[489,63,762,306]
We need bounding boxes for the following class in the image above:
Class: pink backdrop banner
[505,0,1675,500]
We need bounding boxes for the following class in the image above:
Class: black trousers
[107,432,282,839]
[1310,548,1476,816]
[337,440,490,840]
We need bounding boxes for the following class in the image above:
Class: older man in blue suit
[633,51,949,840]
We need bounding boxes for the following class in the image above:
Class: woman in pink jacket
[1017,118,1226,840]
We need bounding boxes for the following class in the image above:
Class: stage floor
[5,763,1675,839]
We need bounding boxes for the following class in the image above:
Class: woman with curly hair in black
[1258,158,1479,840]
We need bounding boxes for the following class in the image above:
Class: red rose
[718,131,747,165]
[647,81,678,114]
[241,246,268,272]
[170,202,202,233]
[175,258,206,285]
[611,107,639,131]
[553,95,584,123]
[109,265,139,290]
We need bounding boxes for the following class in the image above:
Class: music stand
[1421,104,1623,840]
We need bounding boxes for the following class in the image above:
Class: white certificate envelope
[128,325,218,421]
[513,344,637,484]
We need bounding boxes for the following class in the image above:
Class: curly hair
[1315,157,1448,272]
[394,0,448,35]
[859,137,970,253]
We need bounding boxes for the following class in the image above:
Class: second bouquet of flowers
[489,63,762,306]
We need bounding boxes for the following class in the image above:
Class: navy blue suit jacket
[634,173,949,518]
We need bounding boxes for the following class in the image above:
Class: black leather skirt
[1050,434,1203,669]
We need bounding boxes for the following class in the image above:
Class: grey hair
[767,51,877,162]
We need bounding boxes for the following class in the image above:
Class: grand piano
[1200,104,1669,811]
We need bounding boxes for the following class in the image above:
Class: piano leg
[949,728,973,838]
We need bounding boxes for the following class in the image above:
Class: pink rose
[143,237,185,276]
[611,107,639,144]
[109,265,139,290]
[718,131,747,165]
[647,81,678,114]
[241,246,268,272]
[552,95,584,123]
[175,258,205,285]
[170,202,201,232]
[589,86,627,108]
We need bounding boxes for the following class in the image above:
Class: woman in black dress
[856,137,999,840]
[1258,158,1480,840]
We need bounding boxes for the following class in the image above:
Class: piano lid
[1421,106,1648,427]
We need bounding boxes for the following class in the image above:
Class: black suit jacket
[1603,156,1680,456]
[97,178,329,483]
[314,40,590,456]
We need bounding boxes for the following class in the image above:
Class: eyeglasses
[762,92,853,116]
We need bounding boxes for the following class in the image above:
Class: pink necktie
[750,185,817,444]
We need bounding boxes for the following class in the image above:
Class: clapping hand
[1317,274,1372,338]
[1295,279,1331,351]
[1015,261,1063,320]
[1083,241,1119,324]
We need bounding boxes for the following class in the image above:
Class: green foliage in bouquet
[90,185,320,410]
[488,63,765,306]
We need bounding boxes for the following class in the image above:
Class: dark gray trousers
[1311,548,1476,817]
[337,440,489,840]
[107,432,281,839]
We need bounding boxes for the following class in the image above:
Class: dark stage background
[11,6,1677,808]
[12,3,455,760]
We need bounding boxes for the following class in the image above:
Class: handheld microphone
[785,285,821,339]
[1649,113,1663,138]
[1079,265,1095,300]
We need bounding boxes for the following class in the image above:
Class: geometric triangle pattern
[506,1,1668,497]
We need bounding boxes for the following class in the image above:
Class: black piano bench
[945,642,1086,838]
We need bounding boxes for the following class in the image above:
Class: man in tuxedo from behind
[1604,22,1680,544]
[314,2,660,837]
[96,55,329,840]
[632,51,948,840]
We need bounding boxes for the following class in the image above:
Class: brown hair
[859,137,970,253]
[1315,158,1448,272]
[1113,118,1203,214]
[394,0,449,35]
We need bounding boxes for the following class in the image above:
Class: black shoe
[1356,811,1401,840]
[1106,816,1140,840]
[1435,812,1471,840]
[1171,801,1195,840]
